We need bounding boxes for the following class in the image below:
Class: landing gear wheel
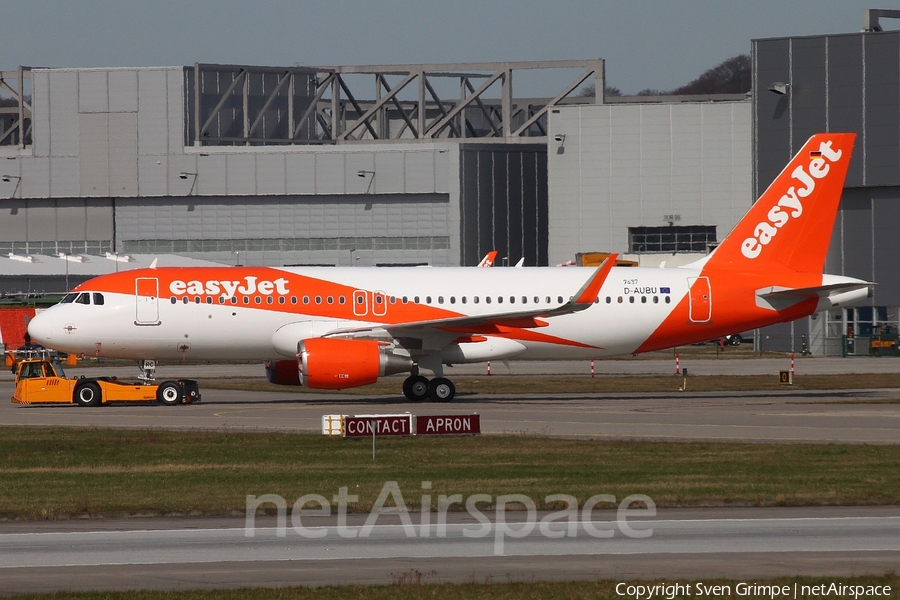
[157,381,183,406]
[428,377,455,403]
[403,375,430,402]
[74,382,102,407]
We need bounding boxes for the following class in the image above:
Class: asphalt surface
[1,356,900,443]
[1,507,898,594]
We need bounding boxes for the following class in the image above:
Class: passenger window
[389,296,396,304]
[171,297,177,304]
[437,296,444,304]
[327,296,334,304]
[375,296,382,304]
[474,296,479,304]
[617,297,623,303]
[315,296,322,305]
[509,296,515,304]
[641,296,647,303]
[93,293,104,305]
[653,296,658,304]
[534,296,539,304]
[266,297,273,305]
[279,297,286,305]
[557,296,563,304]
[665,296,671,304]
[339,296,346,305]
[303,296,310,304]
[183,297,189,304]
[426,296,432,304]
[230,297,237,304]
[497,297,503,304]
[414,296,420,303]
[254,297,261,304]
[291,297,297,304]
[545,296,551,304]
[196,297,202,304]
[207,297,213,304]
[461,297,467,304]
[629,297,635,303]
[606,297,611,303]
[243,297,250,305]
[402,296,409,303]
[485,297,491,304]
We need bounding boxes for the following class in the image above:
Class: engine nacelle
[298,338,412,389]
[265,359,302,386]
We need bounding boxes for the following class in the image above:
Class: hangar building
[0,61,602,275]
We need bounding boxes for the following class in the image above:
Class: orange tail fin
[707,133,856,273]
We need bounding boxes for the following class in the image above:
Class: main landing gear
[402,373,456,402]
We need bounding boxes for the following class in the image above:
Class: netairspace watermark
[615,582,893,600]
[245,480,655,555]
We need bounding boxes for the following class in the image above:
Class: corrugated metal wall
[754,30,900,308]
[6,66,466,266]
[115,194,453,266]
[458,144,547,267]
[547,102,752,265]
[752,32,900,194]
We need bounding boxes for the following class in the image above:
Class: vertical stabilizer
[706,133,855,274]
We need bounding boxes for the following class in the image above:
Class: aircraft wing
[321,254,617,342]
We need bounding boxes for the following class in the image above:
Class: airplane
[26,133,870,403]
[477,251,498,267]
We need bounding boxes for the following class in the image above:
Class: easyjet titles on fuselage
[741,139,844,260]
[169,275,291,298]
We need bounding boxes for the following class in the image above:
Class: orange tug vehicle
[8,352,200,407]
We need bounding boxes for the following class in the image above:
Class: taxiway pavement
[1,507,898,594]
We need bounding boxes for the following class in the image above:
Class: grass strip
[1,427,899,519]
[9,575,900,600]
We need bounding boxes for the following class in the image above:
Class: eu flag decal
[660,287,671,293]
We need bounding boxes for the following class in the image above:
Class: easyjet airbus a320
[27,133,870,402]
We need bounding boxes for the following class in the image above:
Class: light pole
[60,253,69,291]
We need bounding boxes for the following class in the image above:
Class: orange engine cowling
[297,338,412,390]
[265,359,302,386]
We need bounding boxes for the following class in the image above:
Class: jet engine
[298,338,412,389]
[265,359,302,386]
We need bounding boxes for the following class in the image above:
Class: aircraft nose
[27,312,53,346]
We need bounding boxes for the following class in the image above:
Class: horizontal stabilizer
[756,278,872,312]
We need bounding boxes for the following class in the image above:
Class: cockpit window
[60,293,77,304]
[92,293,104,305]
[75,293,90,305]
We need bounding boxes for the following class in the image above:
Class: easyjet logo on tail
[741,140,844,260]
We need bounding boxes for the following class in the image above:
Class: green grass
[1,427,899,520]
[9,576,900,600]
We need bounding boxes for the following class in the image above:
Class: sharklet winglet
[573,253,617,305]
